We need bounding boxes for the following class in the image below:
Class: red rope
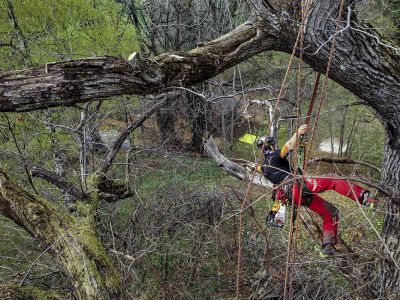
[284,0,346,298]
[305,73,321,126]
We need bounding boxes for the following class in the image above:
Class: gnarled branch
[0,20,278,112]
[30,166,87,200]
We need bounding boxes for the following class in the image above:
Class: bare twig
[2,114,38,194]
[99,94,172,174]
[313,6,352,55]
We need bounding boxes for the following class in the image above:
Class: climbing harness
[266,175,315,230]
[263,68,320,230]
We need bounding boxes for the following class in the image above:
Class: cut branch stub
[204,136,271,187]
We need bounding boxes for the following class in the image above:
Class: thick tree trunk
[0,170,124,299]
[188,93,207,152]
[298,1,400,128]
[377,142,400,299]
[156,106,178,146]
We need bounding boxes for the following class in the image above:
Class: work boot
[319,243,335,258]
[360,191,378,208]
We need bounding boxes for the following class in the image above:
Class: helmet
[256,135,275,149]
[256,135,265,148]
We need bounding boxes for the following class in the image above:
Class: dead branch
[99,94,172,174]
[30,166,87,200]
[204,136,271,187]
[308,157,381,173]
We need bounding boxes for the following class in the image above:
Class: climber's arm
[280,124,309,158]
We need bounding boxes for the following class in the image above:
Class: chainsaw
[266,201,286,229]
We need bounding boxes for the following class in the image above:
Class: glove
[297,124,309,135]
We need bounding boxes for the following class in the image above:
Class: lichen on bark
[0,169,124,299]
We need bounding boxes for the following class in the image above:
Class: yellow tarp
[239,133,257,144]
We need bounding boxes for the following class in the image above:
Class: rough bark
[0,284,68,300]
[0,20,277,111]
[0,170,124,299]
[188,93,207,152]
[378,144,400,299]
[0,2,398,118]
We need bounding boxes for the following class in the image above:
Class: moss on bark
[0,170,124,299]
[0,284,68,300]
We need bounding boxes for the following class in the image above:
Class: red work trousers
[287,175,367,245]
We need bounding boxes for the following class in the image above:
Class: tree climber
[256,124,377,257]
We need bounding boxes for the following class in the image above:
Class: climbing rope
[234,4,308,298]
[236,1,346,298]
[284,0,346,298]
[283,1,314,298]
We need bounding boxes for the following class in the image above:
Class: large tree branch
[30,166,133,204]
[0,168,75,241]
[204,136,271,187]
[0,168,124,298]
[300,3,400,145]
[0,19,279,112]
[0,2,398,146]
